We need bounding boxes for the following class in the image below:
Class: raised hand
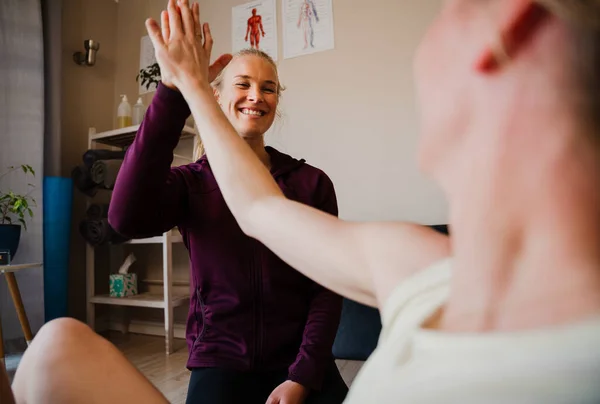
[146,0,231,92]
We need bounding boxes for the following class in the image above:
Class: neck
[244,135,270,169]
[441,127,600,333]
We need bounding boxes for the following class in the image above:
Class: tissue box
[109,273,138,297]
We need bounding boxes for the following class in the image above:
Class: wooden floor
[109,333,364,404]
[109,332,191,404]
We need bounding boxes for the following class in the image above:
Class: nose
[247,86,264,103]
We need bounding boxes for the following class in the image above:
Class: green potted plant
[136,62,161,91]
[0,165,36,260]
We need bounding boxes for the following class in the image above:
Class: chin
[238,127,266,139]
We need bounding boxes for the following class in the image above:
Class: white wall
[201,0,448,223]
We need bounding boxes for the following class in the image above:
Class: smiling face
[214,54,279,139]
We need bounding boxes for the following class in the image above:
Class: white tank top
[345,258,600,403]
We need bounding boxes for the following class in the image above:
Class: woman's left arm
[287,175,343,392]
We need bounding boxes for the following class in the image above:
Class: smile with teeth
[240,108,266,117]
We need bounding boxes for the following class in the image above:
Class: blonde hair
[194,49,285,160]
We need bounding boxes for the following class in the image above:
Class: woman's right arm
[108,83,191,238]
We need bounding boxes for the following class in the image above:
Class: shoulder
[268,147,336,198]
[381,257,452,335]
[172,159,216,193]
[172,159,207,175]
[297,161,333,183]
[289,161,336,199]
[356,222,451,308]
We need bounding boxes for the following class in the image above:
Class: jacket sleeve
[108,83,192,238]
[287,173,343,391]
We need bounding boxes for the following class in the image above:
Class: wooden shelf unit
[89,292,189,309]
[89,124,196,148]
[85,125,193,355]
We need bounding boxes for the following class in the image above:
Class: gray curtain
[0,0,45,346]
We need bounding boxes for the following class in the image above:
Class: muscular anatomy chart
[233,0,278,60]
[245,8,265,49]
[283,0,334,59]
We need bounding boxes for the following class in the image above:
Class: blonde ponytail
[193,123,205,161]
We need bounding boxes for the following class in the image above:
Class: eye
[235,82,250,88]
[263,87,276,94]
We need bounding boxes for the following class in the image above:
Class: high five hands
[145,0,232,91]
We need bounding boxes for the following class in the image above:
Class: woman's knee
[35,317,93,344]
[17,318,96,374]
[12,318,97,401]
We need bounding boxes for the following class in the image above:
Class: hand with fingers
[147,0,232,92]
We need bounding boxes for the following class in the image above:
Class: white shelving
[89,292,189,309]
[89,124,196,148]
[85,125,193,355]
[125,231,183,244]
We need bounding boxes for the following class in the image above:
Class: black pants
[185,361,348,404]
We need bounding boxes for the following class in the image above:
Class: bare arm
[183,87,449,306]
[145,1,451,308]
[245,199,449,306]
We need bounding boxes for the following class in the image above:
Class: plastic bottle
[132,97,146,125]
[117,94,132,128]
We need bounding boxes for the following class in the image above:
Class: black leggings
[185,361,348,404]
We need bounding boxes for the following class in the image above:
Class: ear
[474,0,549,72]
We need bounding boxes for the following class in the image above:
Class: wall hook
[73,39,100,66]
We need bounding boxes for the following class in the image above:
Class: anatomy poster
[232,0,278,61]
[283,0,334,59]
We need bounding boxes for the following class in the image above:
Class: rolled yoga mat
[90,160,122,189]
[43,176,73,322]
[71,165,98,196]
[79,219,129,246]
[86,203,110,220]
[82,149,126,167]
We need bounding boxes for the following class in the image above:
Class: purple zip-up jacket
[108,83,342,391]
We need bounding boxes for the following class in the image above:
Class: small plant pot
[0,224,21,261]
